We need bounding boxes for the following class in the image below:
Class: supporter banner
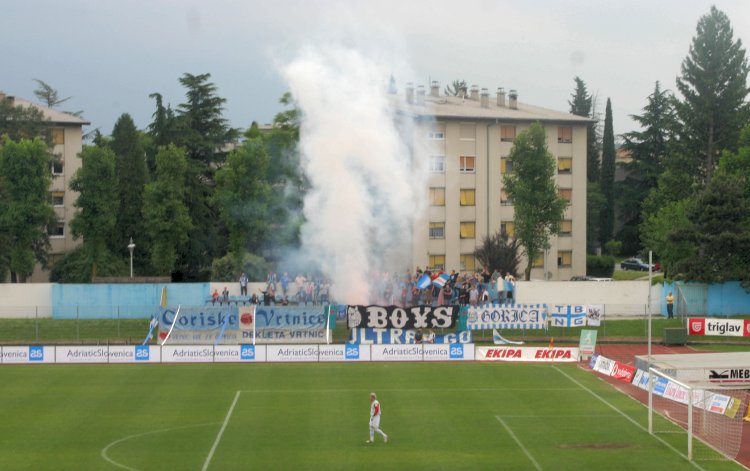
[347,305,457,329]
[550,305,587,327]
[476,346,580,362]
[611,361,636,383]
[586,305,603,327]
[266,345,320,362]
[1,346,55,364]
[688,317,749,337]
[240,329,327,344]
[465,304,547,330]
[371,345,424,361]
[348,328,472,344]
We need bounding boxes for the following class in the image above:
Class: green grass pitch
[0,362,744,470]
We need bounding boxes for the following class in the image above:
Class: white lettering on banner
[465,304,547,330]
[476,346,579,362]
[347,305,457,329]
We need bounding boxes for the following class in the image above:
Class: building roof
[389,89,595,124]
[1,93,90,126]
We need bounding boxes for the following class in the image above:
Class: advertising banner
[55,346,111,364]
[1,346,55,364]
[579,330,598,356]
[593,355,616,375]
[161,345,215,363]
[475,346,580,362]
[318,344,371,362]
[266,345,320,362]
[550,305,587,327]
[370,344,424,361]
[611,361,636,383]
[465,304,547,330]
[422,343,474,361]
[347,305,457,329]
[708,368,750,384]
[108,346,161,364]
[348,328,472,344]
[688,317,749,337]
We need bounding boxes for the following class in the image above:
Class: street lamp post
[128,237,135,278]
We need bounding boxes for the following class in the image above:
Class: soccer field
[0,362,744,471]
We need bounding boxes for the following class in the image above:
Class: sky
[3,0,749,139]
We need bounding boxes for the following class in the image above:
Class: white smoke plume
[282,45,428,305]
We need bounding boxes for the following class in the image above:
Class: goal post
[648,367,749,462]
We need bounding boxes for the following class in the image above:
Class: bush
[586,254,616,277]
[603,240,622,256]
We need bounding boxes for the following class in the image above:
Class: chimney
[496,87,506,107]
[405,82,414,104]
[470,84,479,101]
[459,84,468,100]
[480,88,489,108]
[508,89,518,110]
[416,85,425,105]
[430,80,439,97]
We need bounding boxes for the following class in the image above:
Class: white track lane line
[201,390,241,471]
[495,415,543,471]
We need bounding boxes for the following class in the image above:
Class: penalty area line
[495,415,542,471]
[201,390,241,471]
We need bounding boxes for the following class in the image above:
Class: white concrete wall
[0,283,53,318]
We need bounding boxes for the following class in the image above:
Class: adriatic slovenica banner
[465,304,547,330]
[157,305,330,344]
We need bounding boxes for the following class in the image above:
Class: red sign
[688,318,705,335]
[611,361,636,383]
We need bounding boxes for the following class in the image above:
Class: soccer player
[367,392,388,444]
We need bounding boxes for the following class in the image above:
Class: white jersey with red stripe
[370,399,381,419]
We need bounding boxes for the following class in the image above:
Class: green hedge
[587,254,616,277]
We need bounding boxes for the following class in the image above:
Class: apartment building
[395,83,591,280]
[1,92,89,282]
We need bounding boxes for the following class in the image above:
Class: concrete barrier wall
[0,283,53,318]
[517,280,654,317]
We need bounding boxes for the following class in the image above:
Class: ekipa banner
[476,346,580,362]
[688,318,750,337]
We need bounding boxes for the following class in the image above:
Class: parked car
[620,258,654,271]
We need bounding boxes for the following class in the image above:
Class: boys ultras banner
[346,305,458,329]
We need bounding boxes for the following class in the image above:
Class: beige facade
[396,84,591,280]
[1,93,89,282]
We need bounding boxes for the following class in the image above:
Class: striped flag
[431,273,450,288]
[416,274,431,290]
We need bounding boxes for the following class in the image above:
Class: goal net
[647,367,749,462]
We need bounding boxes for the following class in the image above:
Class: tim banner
[476,346,580,362]
[550,305,587,327]
[348,328,472,344]
[158,305,330,344]
[465,304,547,330]
[688,317,750,337]
[346,305,458,329]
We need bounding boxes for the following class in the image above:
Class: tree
[444,79,467,97]
[503,123,569,280]
[473,231,521,277]
[32,79,71,108]
[568,77,599,182]
[0,97,51,143]
[0,138,55,282]
[213,137,272,257]
[143,145,192,275]
[617,82,676,255]
[69,146,120,279]
[641,199,695,278]
[110,114,148,265]
[599,98,616,248]
[675,5,749,185]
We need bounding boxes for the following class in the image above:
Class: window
[429,187,445,206]
[460,221,475,239]
[52,128,65,145]
[500,125,516,142]
[429,222,445,239]
[460,254,476,271]
[558,126,573,143]
[501,190,513,206]
[558,250,573,267]
[460,155,475,173]
[51,154,63,175]
[429,254,445,271]
[501,221,515,238]
[560,220,572,236]
[500,157,513,174]
[48,221,65,238]
[50,191,64,207]
[532,253,545,268]
[427,131,444,140]
[559,188,572,201]
[558,157,572,174]
[460,189,475,206]
[429,155,445,172]
[459,123,475,140]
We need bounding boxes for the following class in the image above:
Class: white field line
[552,366,707,471]
[101,422,220,471]
[238,387,579,393]
[201,390,241,471]
[495,415,543,471]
